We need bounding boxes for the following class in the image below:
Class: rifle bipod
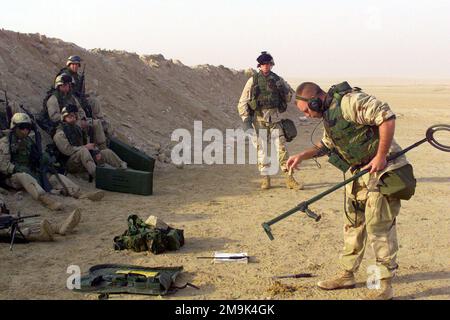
[262,124,450,240]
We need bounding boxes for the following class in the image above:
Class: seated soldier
[0,197,81,242]
[42,73,108,148]
[0,113,104,212]
[53,106,126,179]
[55,55,112,136]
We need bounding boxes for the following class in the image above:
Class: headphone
[295,95,325,113]
[296,82,354,114]
[296,85,339,113]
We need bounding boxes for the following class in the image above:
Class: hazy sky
[1,0,449,78]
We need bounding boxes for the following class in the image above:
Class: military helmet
[61,104,78,120]
[10,113,32,129]
[66,55,82,66]
[257,51,274,67]
[55,73,74,88]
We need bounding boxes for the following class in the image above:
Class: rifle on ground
[0,213,41,251]
[262,124,450,240]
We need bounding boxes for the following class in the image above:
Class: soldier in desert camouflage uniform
[0,113,104,212]
[237,52,302,190]
[287,81,416,300]
[43,73,108,147]
[53,105,126,178]
[55,55,112,135]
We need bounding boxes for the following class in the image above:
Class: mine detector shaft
[262,124,450,240]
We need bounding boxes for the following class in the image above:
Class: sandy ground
[1,83,449,300]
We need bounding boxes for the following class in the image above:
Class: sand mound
[0,28,250,158]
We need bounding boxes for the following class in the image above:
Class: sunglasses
[17,123,32,130]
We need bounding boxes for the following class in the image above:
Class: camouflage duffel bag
[113,214,184,254]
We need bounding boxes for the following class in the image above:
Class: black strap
[171,282,200,290]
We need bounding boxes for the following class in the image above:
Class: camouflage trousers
[252,121,289,175]
[339,173,400,280]
[88,97,113,137]
[0,218,41,238]
[5,172,80,199]
[66,148,125,177]
[89,119,108,148]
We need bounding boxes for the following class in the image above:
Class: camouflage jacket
[237,72,293,124]
[321,90,409,184]
[46,91,86,124]
[53,124,86,157]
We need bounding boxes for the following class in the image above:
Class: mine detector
[262,124,450,240]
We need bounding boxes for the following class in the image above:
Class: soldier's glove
[243,117,254,131]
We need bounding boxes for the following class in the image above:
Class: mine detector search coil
[262,124,450,240]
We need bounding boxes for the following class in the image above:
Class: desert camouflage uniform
[53,123,125,177]
[0,131,81,200]
[321,90,409,280]
[58,67,112,135]
[237,73,293,175]
[46,92,107,148]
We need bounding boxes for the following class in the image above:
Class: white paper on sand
[213,252,249,264]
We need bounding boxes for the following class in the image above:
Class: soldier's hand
[243,117,253,131]
[80,119,88,129]
[287,154,302,171]
[85,143,96,150]
[363,155,387,174]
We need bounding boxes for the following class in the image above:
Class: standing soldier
[56,55,112,135]
[237,52,302,190]
[0,113,104,211]
[287,81,416,300]
[53,106,126,179]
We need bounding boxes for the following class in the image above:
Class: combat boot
[364,278,394,300]
[72,190,105,201]
[286,173,304,190]
[25,220,55,242]
[317,270,356,290]
[38,194,63,211]
[52,209,82,235]
[260,176,271,190]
